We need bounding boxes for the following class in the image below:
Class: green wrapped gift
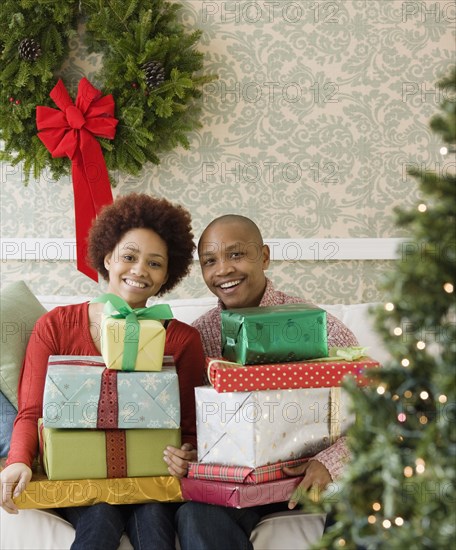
[39,419,180,480]
[221,304,328,365]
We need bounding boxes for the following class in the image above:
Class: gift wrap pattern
[187,457,308,484]
[39,419,181,480]
[181,476,304,508]
[207,357,380,393]
[221,303,328,365]
[12,471,183,509]
[42,356,180,429]
[196,386,353,468]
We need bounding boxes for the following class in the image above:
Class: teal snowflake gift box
[221,304,328,365]
[42,356,180,430]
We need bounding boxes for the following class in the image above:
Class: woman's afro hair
[88,193,195,296]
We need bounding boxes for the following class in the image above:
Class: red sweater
[6,302,205,468]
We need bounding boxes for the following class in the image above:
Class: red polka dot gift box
[207,356,380,393]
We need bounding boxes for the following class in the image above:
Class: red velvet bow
[36,78,118,281]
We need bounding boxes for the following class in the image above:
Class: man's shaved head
[197,215,270,308]
[198,215,263,253]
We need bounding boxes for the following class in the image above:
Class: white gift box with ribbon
[196,385,354,468]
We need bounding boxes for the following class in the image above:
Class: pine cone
[18,38,42,61]
[142,61,165,89]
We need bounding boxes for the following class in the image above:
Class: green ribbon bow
[304,346,369,363]
[91,293,174,371]
[328,346,368,361]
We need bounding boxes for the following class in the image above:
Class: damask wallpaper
[1,0,454,303]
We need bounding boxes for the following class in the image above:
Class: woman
[0,193,205,549]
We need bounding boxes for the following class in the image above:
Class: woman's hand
[0,463,32,514]
[163,443,197,478]
[282,459,332,509]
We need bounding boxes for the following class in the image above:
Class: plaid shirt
[192,278,358,480]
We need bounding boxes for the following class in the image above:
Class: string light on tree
[403,466,414,478]
[382,520,392,529]
[415,459,426,474]
[368,515,377,524]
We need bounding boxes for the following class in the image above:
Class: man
[176,215,358,550]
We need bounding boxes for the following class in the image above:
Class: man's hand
[282,460,332,509]
[163,443,197,478]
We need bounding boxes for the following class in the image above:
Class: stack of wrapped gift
[40,355,181,480]
[30,297,184,507]
[182,304,380,508]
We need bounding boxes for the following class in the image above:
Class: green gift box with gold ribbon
[92,294,174,372]
[221,303,328,365]
[39,419,181,480]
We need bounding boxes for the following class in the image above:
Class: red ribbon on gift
[97,369,128,477]
[97,369,119,429]
[36,78,118,281]
[105,430,128,478]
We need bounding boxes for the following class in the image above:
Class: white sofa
[1,296,388,550]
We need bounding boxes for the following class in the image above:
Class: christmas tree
[315,67,456,549]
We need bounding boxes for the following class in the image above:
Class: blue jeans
[60,502,182,550]
[176,501,289,550]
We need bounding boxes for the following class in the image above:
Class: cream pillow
[0,281,46,409]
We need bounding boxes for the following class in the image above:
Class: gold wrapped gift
[5,462,183,509]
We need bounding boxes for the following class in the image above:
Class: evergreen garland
[0,0,213,182]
